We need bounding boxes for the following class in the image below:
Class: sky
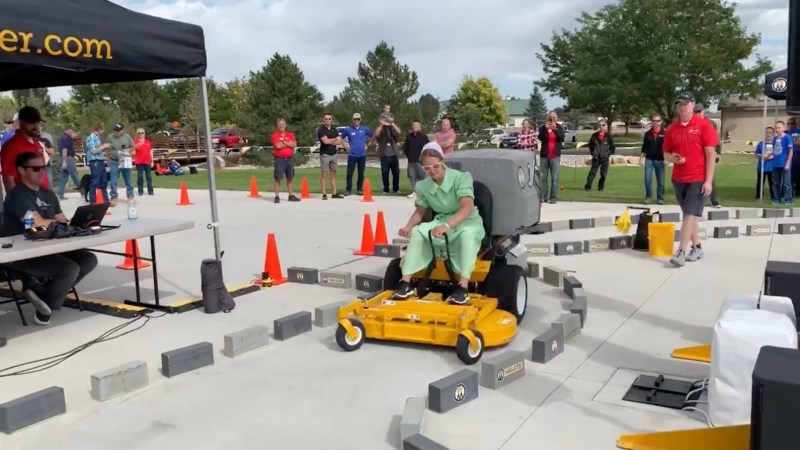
[47,0,793,110]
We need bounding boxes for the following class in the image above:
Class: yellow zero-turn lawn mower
[335,149,543,364]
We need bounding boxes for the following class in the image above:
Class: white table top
[0,217,194,264]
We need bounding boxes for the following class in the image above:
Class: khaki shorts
[320,154,337,173]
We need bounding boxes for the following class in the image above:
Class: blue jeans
[87,160,109,204]
[109,160,134,199]
[57,156,81,198]
[644,159,665,202]
[137,164,154,195]
[771,167,793,203]
[346,156,366,193]
[380,155,400,193]
[539,157,560,201]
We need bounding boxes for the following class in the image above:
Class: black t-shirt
[317,126,339,156]
[2,185,62,236]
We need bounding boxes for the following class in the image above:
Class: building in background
[719,94,788,152]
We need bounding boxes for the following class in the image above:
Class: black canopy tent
[0,0,222,259]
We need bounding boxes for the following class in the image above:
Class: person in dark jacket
[537,111,565,203]
[640,114,666,204]
[402,119,430,198]
[584,119,615,191]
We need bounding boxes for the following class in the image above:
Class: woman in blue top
[755,126,775,200]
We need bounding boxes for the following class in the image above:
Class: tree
[69,82,166,132]
[449,76,508,127]
[457,103,489,138]
[238,53,324,145]
[12,88,58,123]
[416,93,440,130]
[536,0,773,121]
[524,84,548,125]
[333,41,420,128]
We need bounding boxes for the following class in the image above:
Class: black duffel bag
[201,258,235,313]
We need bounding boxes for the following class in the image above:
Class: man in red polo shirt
[662,92,720,267]
[270,117,299,203]
[1,106,50,194]
[538,111,565,203]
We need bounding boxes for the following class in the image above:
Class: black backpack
[631,208,659,251]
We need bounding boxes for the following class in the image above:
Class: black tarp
[0,0,206,90]
[764,69,789,101]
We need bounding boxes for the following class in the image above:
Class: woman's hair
[420,148,444,161]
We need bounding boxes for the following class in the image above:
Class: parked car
[211,127,248,153]
[499,131,520,148]
[474,127,506,146]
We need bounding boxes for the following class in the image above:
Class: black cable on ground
[0,311,167,378]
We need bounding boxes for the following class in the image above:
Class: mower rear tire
[483,264,528,323]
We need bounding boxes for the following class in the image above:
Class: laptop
[69,203,111,229]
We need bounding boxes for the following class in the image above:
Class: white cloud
[46,0,791,109]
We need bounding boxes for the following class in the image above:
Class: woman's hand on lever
[431,223,450,238]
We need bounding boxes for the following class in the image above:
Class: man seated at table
[2,152,98,325]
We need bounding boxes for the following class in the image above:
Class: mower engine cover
[444,149,541,235]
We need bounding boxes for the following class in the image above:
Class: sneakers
[24,289,51,316]
[671,245,704,267]
[331,193,344,199]
[392,281,414,299]
[33,311,51,326]
[670,249,686,267]
[687,245,704,262]
[447,286,469,305]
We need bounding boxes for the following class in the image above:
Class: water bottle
[127,199,138,220]
[23,210,34,230]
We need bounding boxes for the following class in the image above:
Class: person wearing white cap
[393,142,485,305]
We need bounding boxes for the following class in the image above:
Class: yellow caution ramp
[63,294,149,319]
[670,344,711,363]
[165,283,263,314]
[617,424,748,450]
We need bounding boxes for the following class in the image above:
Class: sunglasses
[422,163,443,171]
[22,165,46,172]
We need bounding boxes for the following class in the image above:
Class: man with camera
[107,123,135,206]
[537,111,565,203]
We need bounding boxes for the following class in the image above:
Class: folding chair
[0,267,83,326]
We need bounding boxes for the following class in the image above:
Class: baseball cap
[674,92,695,104]
[422,142,444,158]
[352,113,361,120]
[113,123,124,131]
[17,106,44,123]
[694,103,705,112]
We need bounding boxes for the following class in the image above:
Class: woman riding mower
[393,142,485,305]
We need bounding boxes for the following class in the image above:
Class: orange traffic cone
[374,211,388,245]
[354,213,375,256]
[361,178,373,203]
[262,233,287,286]
[116,239,151,270]
[95,188,111,215]
[177,181,193,205]
[300,176,310,199]
[248,176,260,198]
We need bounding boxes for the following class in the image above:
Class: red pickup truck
[211,127,248,153]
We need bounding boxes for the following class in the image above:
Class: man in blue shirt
[789,117,800,196]
[340,113,373,195]
[84,123,110,204]
[771,120,794,205]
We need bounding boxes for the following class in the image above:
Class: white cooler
[708,293,798,426]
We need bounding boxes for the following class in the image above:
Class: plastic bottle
[127,198,138,220]
[23,210,34,230]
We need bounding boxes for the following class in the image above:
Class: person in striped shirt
[516,119,538,151]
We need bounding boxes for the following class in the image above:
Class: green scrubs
[401,168,485,279]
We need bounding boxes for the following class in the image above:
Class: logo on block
[551,338,559,354]
[454,383,467,402]
[322,276,344,285]
[772,77,788,93]
[380,247,388,255]
[296,272,304,281]
[791,226,797,233]
[363,280,370,288]
[566,244,574,253]
[725,229,732,236]
[500,361,523,381]
[497,369,505,381]
[518,167,525,189]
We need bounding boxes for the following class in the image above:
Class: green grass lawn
[143,154,775,208]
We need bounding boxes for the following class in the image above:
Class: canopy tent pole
[760,96,768,201]
[199,76,221,260]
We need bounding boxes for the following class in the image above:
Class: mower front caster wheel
[335,319,365,352]
[456,329,484,365]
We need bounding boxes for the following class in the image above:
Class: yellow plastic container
[648,222,675,257]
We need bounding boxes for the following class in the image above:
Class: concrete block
[286,267,318,285]
[746,224,773,236]
[713,226,739,239]
[400,397,427,446]
[571,287,587,302]
[526,261,540,278]
[554,241,583,256]
[223,326,269,358]
[764,208,786,218]
[403,434,449,450]
[571,296,588,327]
[90,361,149,402]
[318,270,352,289]
[552,313,582,339]
[0,386,66,434]
[314,301,346,328]
[480,350,525,389]
[374,244,402,258]
[563,275,583,299]
[583,238,610,253]
[674,229,681,242]
[778,223,800,235]
[525,243,551,257]
[427,369,478,413]
[355,273,383,292]
[707,210,730,221]
[531,327,565,364]
[161,342,214,378]
[791,208,800,218]
[550,219,570,231]
[274,311,313,340]
[569,218,592,229]
[393,238,410,246]
[543,266,567,287]
[609,235,632,250]
[591,216,615,227]
[736,209,760,219]
[659,212,681,222]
